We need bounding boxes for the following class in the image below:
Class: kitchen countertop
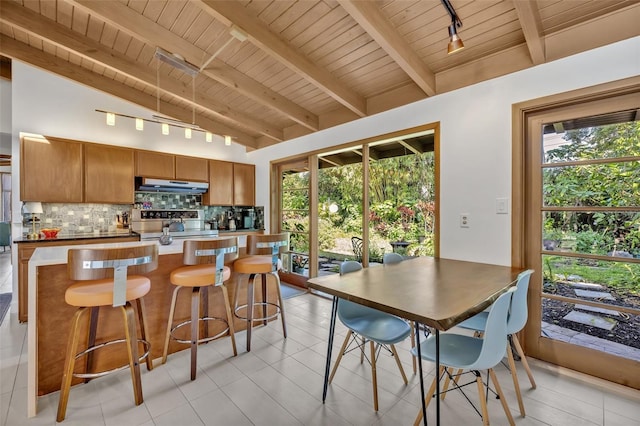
[13,230,139,243]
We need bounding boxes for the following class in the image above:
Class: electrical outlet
[460,213,470,228]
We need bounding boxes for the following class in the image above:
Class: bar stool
[162,238,238,380]
[233,233,289,351]
[57,244,158,422]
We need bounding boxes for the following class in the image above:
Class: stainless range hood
[135,177,208,194]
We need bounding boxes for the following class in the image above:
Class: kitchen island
[26,235,274,417]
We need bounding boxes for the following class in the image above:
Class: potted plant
[292,254,308,273]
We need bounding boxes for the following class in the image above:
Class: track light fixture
[441,0,464,54]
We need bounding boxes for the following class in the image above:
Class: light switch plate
[496,198,509,214]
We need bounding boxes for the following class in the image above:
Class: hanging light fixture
[98,40,252,142]
[441,0,464,54]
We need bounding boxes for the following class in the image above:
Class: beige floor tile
[190,388,252,425]
[152,402,203,426]
[219,376,302,425]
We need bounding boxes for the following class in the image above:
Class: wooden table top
[307,257,523,331]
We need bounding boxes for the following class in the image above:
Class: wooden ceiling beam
[0,35,258,149]
[338,0,435,96]
[398,140,422,155]
[0,1,283,142]
[65,0,319,131]
[513,0,545,65]
[195,0,368,118]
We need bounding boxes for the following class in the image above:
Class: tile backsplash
[24,203,130,235]
[22,191,264,236]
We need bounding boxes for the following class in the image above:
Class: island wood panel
[17,236,140,322]
[35,249,281,396]
[206,159,234,205]
[20,136,83,202]
[84,144,135,203]
[175,155,208,182]
[135,150,175,179]
[233,163,255,206]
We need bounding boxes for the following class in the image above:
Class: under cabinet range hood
[135,177,209,194]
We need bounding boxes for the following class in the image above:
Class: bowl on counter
[40,228,61,239]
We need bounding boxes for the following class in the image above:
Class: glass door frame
[270,123,440,278]
[513,76,640,388]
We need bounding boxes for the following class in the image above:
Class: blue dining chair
[456,269,535,417]
[328,261,412,411]
[382,252,417,374]
[411,287,516,426]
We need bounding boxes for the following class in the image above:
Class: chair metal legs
[413,366,515,426]
[329,330,408,411]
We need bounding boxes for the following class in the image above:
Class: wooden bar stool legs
[57,300,153,422]
[161,282,237,381]
[236,270,287,351]
[162,238,239,380]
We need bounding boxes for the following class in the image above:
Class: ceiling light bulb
[162,123,170,135]
[205,132,213,142]
[135,118,144,131]
[447,23,464,54]
[106,112,115,126]
[185,128,192,139]
[224,135,232,146]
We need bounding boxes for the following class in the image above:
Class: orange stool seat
[233,256,281,274]
[65,276,150,307]
[162,238,238,381]
[57,245,157,422]
[170,265,231,287]
[232,233,289,352]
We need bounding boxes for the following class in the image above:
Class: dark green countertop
[13,231,140,244]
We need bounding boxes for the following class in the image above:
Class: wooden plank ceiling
[1,0,638,151]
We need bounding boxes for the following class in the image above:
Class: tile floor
[1,250,639,425]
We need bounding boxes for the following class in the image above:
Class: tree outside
[541,120,640,353]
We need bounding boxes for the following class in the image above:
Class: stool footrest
[169,317,231,344]
[72,338,151,379]
[234,302,282,323]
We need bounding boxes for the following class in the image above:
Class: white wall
[8,37,640,269]
[246,36,640,266]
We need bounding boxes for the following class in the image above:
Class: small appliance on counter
[116,212,130,229]
[130,208,218,241]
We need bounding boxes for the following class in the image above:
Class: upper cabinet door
[85,144,135,204]
[175,155,208,182]
[20,136,83,202]
[135,151,175,179]
[233,163,255,206]
[206,160,234,206]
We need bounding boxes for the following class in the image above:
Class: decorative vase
[159,227,173,245]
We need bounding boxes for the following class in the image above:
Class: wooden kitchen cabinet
[135,150,175,179]
[175,155,208,181]
[85,144,135,203]
[233,163,255,206]
[20,136,83,202]
[206,160,234,205]
[16,235,139,322]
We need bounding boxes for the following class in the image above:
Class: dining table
[306,256,524,426]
